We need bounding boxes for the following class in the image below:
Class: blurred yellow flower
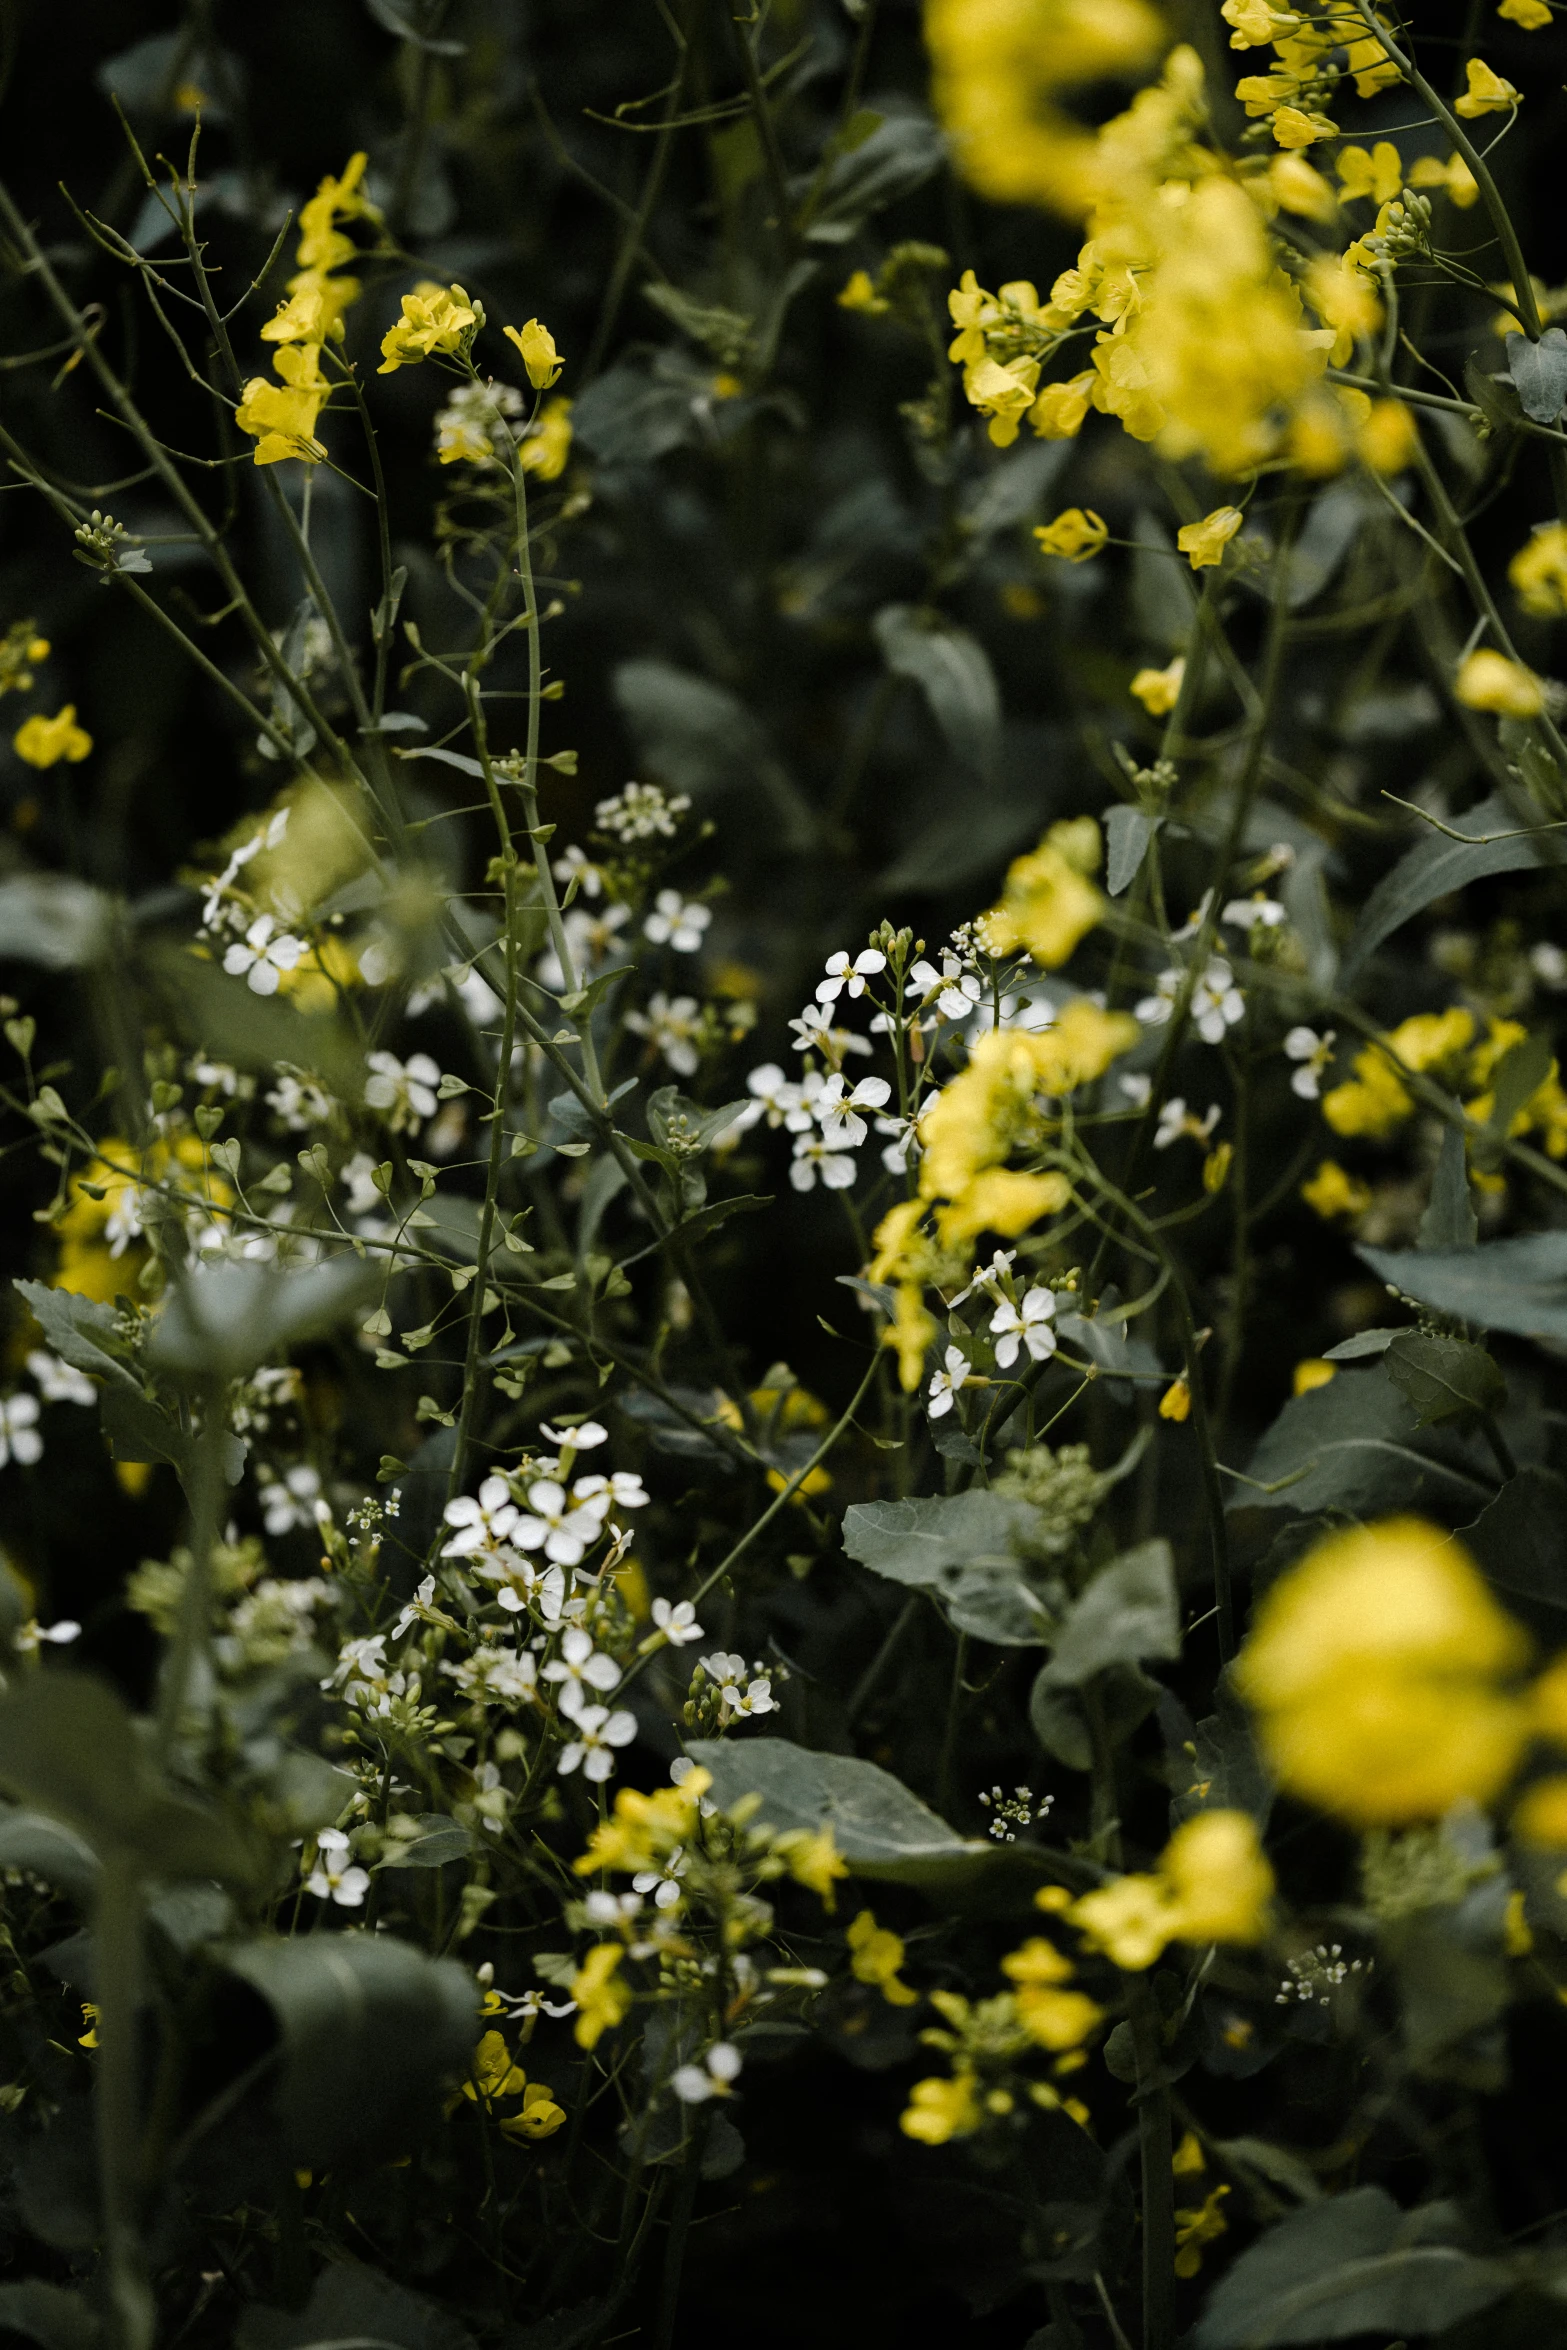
[1235,1518,1533,1824]
[1456,648,1546,717]
[1035,507,1108,563]
[980,829,1105,966]
[1337,142,1404,205]
[1407,151,1480,208]
[1499,0,1551,25]
[900,2071,982,2144]
[1292,1357,1336,1397]
[1178,508,1243,570]
[848,1910,919,2006]
[1131,657,1185,716]
[1510,524,1567,618]
[13,706,92,768]
[570,1944,631,2048]
[519,396,574,481]
[1300,1159,1371,1220]
[838,269,889,315]
[1158,1374,1191,1422]
[1070,1810,1272,1970]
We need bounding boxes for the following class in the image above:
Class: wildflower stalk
[154,1378,227,1759]
[94,1857,154,2350]
[1129,1979,1176,2350]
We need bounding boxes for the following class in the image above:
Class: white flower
[553,843,605,899]
[633,1848,688,1908]
[452,965,503,1027]
[1154,1097,1220,1152]
[541,1419,608,1451]
[557,1702,637,1782]
[786,1002,872,1065]
[260,1462,323,1535]
[392,1574,439,1639]
[189,1057,246,1096]
[573,1469,649,1513]
[223,913,306,997]
[643,890,712,953]
[513,1479,605,1567]
[26,1351,96,1407]
[651,1598,704,1647]
[0,1394,42,1469]
[732,1062,804,1133]
[1193,958,1245,1045]
[306,1827,371,1908]
[790,1133,857,1192]
[1284,1025,1335,1100]
[669,1754,718,1814]
[536,902,631,992]
[200,808,289,929]
[906,956,982,1023]
[671,2042,742,2104]
[364,1049,444,1132]
[1120,1073,1152,1107]
[594,780,690,842]
[815,1073,892,1148]
[1222,893,1286,932]
[816,948,886,1005]
[443,1475,521,1559]
[543,1625,623,1716]
[989,1288,1057,1370]
[491,1557,567,1625]
[444,1643,540,1706]
[926,1346,969,1421]
[698,1653,775,1723]
[265,1071,336,1130]
[14,1617,81,1654]
[950,1248,1016,1307]
[876,1112,919,1174]
[1169,890,1213,944]
[1531,941,1567,990]
[625,992,703,1078]
[1134,968,1180,1026]
[340,1152,384,1220]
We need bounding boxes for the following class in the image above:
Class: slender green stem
[94,1859,154,2350]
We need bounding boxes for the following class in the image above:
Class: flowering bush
[5,2,1567,2346]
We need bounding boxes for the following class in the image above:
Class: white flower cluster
[1275,1943,1369,2006]
[594,781,691,842]
[433,378,525,468]
[197,807,290,940]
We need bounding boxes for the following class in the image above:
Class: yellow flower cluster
[1511,523,1567,619]
[1235,1518,1539,1825]
[13,706,92,769]
[462,2030,565,2141]
[925,0,1165,218]
[573,1768,711,1878]
[1227,0,1398,143]
[847,1909,919,2005]
[899,1930,1102,2145]
[570,1944,632,2049]
[237,152,376,465]
[55,1136,232,1304]
[1320,1007,1567,1158]
[0,620,51,700]
[380,282,480,374]
[1068,1811,1274,1970]
[978,821,1106,967]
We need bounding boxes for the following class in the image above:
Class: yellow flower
[934,1168,1072,1251]
[1337,142,1404,206]
[1303,1147,1371,1208]
[1456,56,1521,114]
[1000,1940,1103,2050]
[1222,0,1285,44]
[967,355,1043,446]
[1235,1518,1533,1825]
[1504,1887,1535,1954]
[519,395,574,481]
[573,1770,711,1876]
[505,318,563,389]
[980,831,1105,966]
[838,268,889,315]
[77,2002,100,2050]
[464,2028,528,2107]
[1512,1774,1567,1844]
[1499,0,1552,24]
[1131,657,1185,716]
[1305,255,1383,366]
[1158,1375,1191,1422]
[380,282,479,374]
[1175,2186,1231,2277]
[1178,508,1244,570]
[1271,104,1330,148]
[1030,370,1096,438]
[774,1825,849,1908]
[1292,1357,1336,1397]
[13,705,92,768]
[1264,152,1337,220]
[0,622,50,698]
[1456,648,1546,718]
[570,1944,632,2049]
[1071,1872,1173,1969]
[1158,1811,1273,1945]
[498,2081,566,2142]
[899,2070,982,2145]
[236,343,329,466]
[1358,398,1419,476]
[1511,523,1567,618]
[1035,507,1108,562]
[1320,1007,1481,1141]
[847,1910,919,2006]
[1407,151,1480,208]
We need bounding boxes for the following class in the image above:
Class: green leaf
[1194,2187,1510,2347]
[221,1935,477,2164]
[143,943,365,1099]
[1505,326,1567,423]
[612,659,815,851]
[236,2257,477,2350]
[16,1280,246,1491]
[0,1806,99,1903]
[1360,1232,1567,1345]
[1229,1367,1494,1519]
[144,1255,379,1382]
[1035,1541,1179,1688]
[1417,1120,1477,1251]
[1483,1032,1554,1145]
[0,2282,101,2350]
[686,1736,986,1887]
[0,1673,250,1882]
[1340,795,1543,983]
[1030,1664,1158,1771]
[873,603,1001,781]
[1383,1332,1506,1427]
[379,1816,474,1870]
[1104,805,1159,897]
[1461,1466,1567,1638]
[841,1491,1036,1589]
[804,107,944,245]
[959,440,1071,541]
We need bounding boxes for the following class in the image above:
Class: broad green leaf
[235,2256,476,2350]
[841,1491,1037,1589]
[1340,795,1543,982]
[574,364,698,466]
[960,440,1070,541]
[1416,1121,1477,1251]
[1104,805,1158,897]
[1359,1232,1567,1345]
[145,1255,379,1382]
[1030,1663,1158,1771]
[0,2282,101,2350]
[0,1673,250,1883]
[943,1569,1056,1647]
[873,603,1002,781]
[1505,326,1567,423]
[804,108,944,245]
[222,1935,477,2164]
[1229,1367,1494,1519]
[16,1280,246,1491]
[1483,1033,1554,1144]
[1383,1333,1506,1428]
[378,1816,474,1870]
[1195,2186,1510,2347]
[0,1807,99,1903]
[686,1736,986,1886]
[144,943,365,1097]
[1461,1466,1567,1638]
[1035,1542,1179,1688]
[1320,1327,1402,1360]
[612,660,815,851]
